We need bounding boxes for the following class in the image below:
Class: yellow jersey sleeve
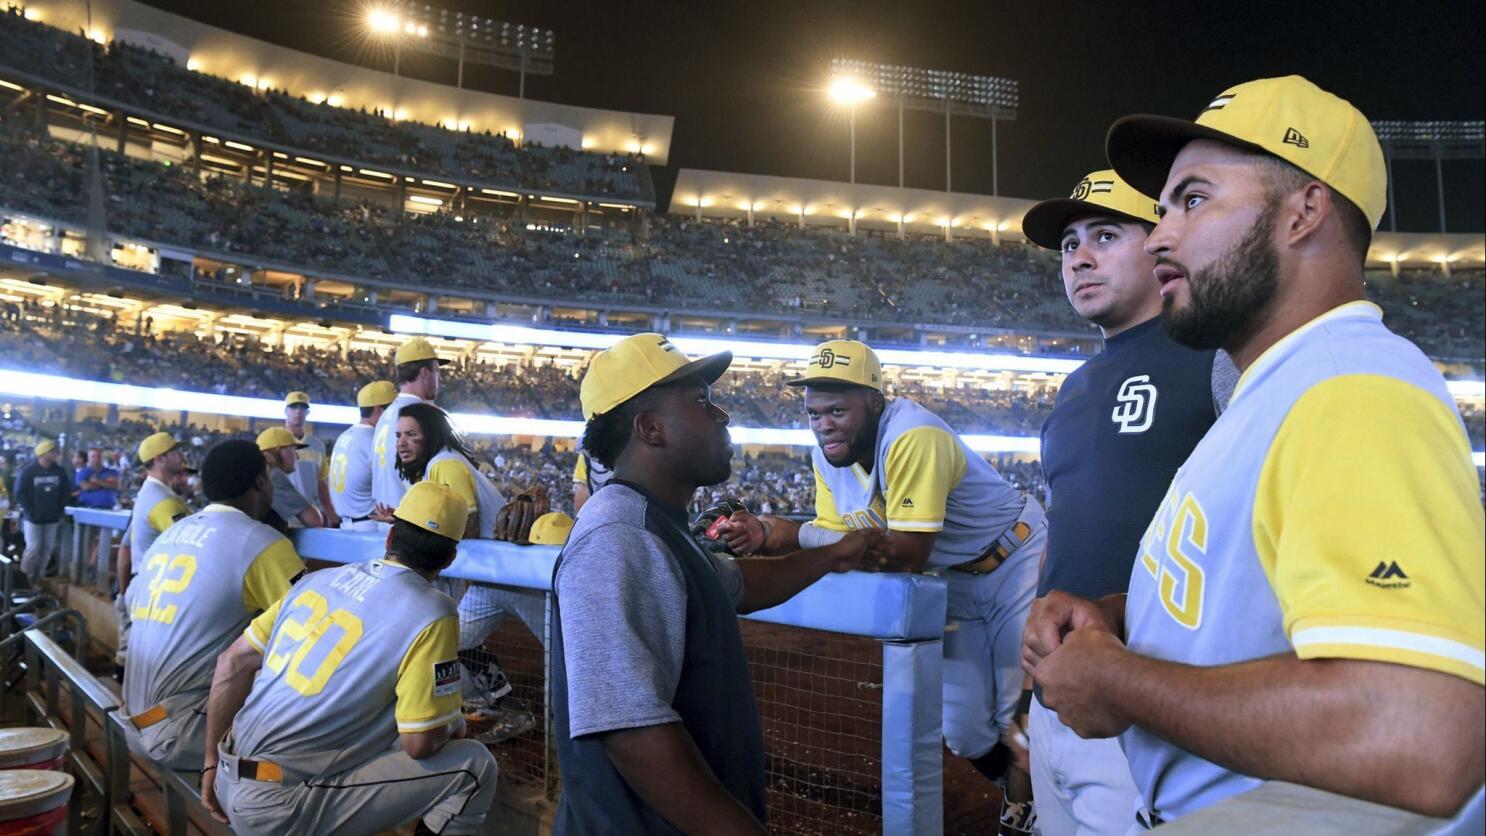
[811,463,848,531]
[145,496,189,534]
[573,454,588,484]
[1253,374,1485,685]
[318,450,330,481]
[427,459,478,513]
[882,426,967,533]
[241,538,307,613]
[244,596,284,653]
[394,615,463,732]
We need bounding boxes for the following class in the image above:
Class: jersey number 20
[265,590,365,697]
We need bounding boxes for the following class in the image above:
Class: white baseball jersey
[811,398,1025,569]
[372,393,424,509]
[1121,302,1485,821]
[328,424,376,519]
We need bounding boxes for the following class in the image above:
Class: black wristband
[1017,688,1034,716]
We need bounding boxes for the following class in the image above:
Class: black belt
[348,515,374,523]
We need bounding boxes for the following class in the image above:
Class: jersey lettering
[132,553,198,624]
[1138,487,1208,629]
[264,590,365,697]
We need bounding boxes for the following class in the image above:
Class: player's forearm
[601,722,768,836]
[203,638,262,767]
[733,545,843,614]
[1104,652,1485,817]
[317,481,338,522]
[116,544,132,595]
[757,515,801,555]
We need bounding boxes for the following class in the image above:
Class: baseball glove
[689,499,750,554]
[493,485,551,544]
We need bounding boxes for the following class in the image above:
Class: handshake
[690,501,904,573]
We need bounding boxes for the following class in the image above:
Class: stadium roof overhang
[670,170,1486,269]
[669,169,1039,240]
[21,0,675,164]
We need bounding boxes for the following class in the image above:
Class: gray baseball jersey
[129,475,189,563]
[289,431,328,511]
[124,505,305,713]
[328,424,376,519]
[231,559,462,779]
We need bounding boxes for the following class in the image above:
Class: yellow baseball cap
[33,440,57,458]
[357,380,398,408]
[579,333,731,421]
[1107,75,1387,230]
[393,481,469,542]
[786,340,883,390]
[284,391,310,407]
[137,432,178,463]
[394,336,451,367]
[256,427,308,452]
[1022,169,1162,250]
[529,511,575,546]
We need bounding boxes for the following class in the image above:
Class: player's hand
[1029,627,1131,739]
[1003,713,1030,775]
[824,528,887,572]
[1022,590,1121,673]
[369,502,395,523]
[714,510,766,555]
[323,505,341,529]
[201,766,228,823]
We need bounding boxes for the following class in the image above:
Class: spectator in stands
[13,439,71,583]
[201,482,500,835]
[551,334,883,834]
[256,428,323,529]
[1028,76,1484,824]
[75,446,120,509]
[122,439,304,769]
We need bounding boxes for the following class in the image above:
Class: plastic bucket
[0,770,72,835]
[0,731,66,773]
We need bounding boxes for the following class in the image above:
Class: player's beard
[1161,202,1281,351]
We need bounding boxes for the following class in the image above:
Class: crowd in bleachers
[0,9,651,201]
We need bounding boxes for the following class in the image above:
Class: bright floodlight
[828,77,877,105]
[367,8,399,33]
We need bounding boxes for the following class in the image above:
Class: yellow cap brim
[1106,114,1269,206]
[1021,198,1155,250]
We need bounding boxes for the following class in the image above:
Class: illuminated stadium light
[1371,121,1485,143]
[1447,380,1486,398]
[388,314,1086,374]
[1370,120,1485,233]
[364,1,555,91]
[827,77,877,105]
[832,57,1019,194]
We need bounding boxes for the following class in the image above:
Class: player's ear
[632,410,665,448]
[869,391,885,416]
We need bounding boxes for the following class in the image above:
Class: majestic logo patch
[1282,128,1310,148]
[1366,561,1411,589]
[1112,375,1159,434]
[900,498,915,509]
[434,660,461,697]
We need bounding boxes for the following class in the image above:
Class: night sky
[149,0,1486,232]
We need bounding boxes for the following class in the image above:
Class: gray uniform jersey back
[289,432,327,510]
[129,475,188,561]
[232,560,459,779]
[124,505,302,713]
[372,393,424,509]
[329,424,376,518]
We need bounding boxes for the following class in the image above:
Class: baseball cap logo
[812,348,852,369]
[1200,92,1236,114]
[656,338,678,353]
[1070,178,1092,200]
[1282,127,1310,148]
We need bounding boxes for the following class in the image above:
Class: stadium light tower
[1370,120,1484,233]
[827,76,877,185]
[832,58,1019,195]
[363,2,555,96]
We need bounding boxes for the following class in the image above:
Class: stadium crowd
[0,9,652,201]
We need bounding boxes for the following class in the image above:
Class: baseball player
[571,449,612,514]
[392,402,539,742]
[201,481,499,835]
[122,439,305,770]
[282,392,340,529]
[372,336,449,512]
[1027,76,1484,826]
[257,428,324,529]
[328,380,397,531]
[115,432,191,678]
[1018,170,1235,835]
[718,339,1045,833]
